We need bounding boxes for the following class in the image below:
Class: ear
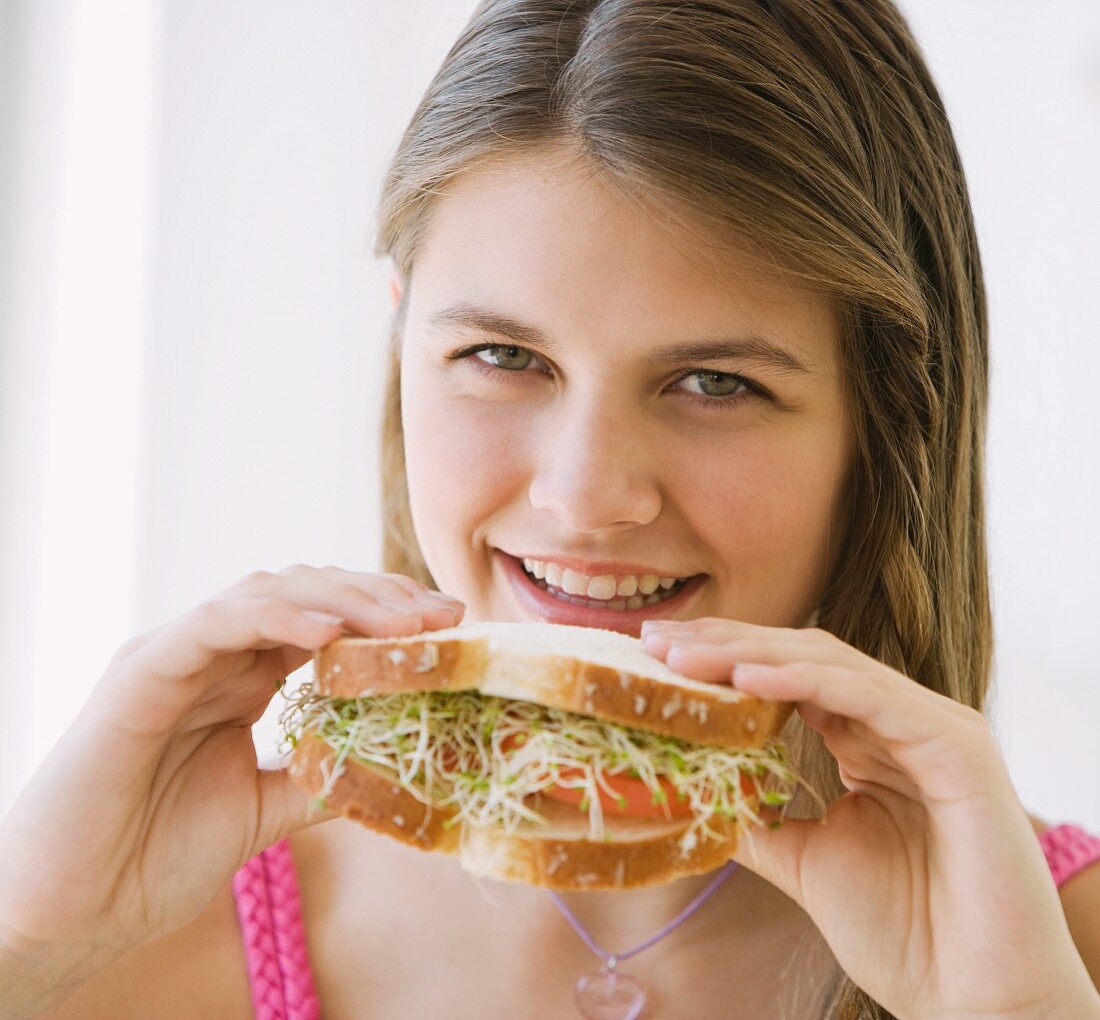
[388,270,404,311]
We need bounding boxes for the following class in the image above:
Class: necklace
[546,860,739,1020]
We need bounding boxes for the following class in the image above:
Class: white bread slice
[290,735,743,890]
[311,620,791,749]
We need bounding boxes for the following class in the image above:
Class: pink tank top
[232,838,320,1020]
[231,822,1100,1019]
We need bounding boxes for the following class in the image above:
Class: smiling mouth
[521,564,691,611]
[497,551,707,627]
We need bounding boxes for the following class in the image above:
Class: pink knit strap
[232,838,321,1020]
[1039,823,1100,889]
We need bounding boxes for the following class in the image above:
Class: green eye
[686,369,748,396]
[473,345,532,371]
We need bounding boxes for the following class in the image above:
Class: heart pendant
[574,969,646,1020]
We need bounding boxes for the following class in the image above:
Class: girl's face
[398,145,854,636]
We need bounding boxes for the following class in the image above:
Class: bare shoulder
[53,879,251,1019]
[1028,812,1100,989]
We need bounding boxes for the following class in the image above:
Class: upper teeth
[521,558,689,601]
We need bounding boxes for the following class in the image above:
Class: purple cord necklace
[546,860,739,1019]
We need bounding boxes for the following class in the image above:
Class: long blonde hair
[372,2,990,1015]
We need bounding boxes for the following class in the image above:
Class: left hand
[640,617,1100,1020]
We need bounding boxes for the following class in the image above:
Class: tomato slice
[537,767,697,819]
[499,732,757,822]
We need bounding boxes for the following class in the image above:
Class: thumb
[730,806,818,909]
[253,766,338,854]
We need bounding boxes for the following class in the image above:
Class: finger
[729,805,816,907]
[731,662,999,801]
[790,703,922,801]
[645,638,741,682]
[244,565,464,633]
[96,598,349,736]
[312,566,466,619]
[641,633,819,683]
[643,617,818,640]
[644,628,869,678]
[732,662,952,742]
[350,569,465,609]
[127,596,348,686]
[732,792,925,911]
[253,766,338,853]
[106,621,171,668]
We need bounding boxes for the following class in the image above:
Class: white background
[1,0,1098,829]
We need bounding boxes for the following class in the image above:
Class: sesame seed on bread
[310,620,792,748]
[289,734,748,890]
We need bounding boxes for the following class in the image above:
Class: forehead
[411,145,838,372]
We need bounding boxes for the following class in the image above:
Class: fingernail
[643,621,695,635]
[417,590,461,605]
[302,609,344,626]
[378,597,419,614]
[413,592,460,614]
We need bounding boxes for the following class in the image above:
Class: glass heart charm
[574,968,646,1020]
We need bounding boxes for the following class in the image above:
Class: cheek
[685,430,849,618]
[400,376,530,573]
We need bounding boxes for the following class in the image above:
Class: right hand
[0,565,464,996]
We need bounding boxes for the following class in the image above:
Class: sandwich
[280,620,804,890]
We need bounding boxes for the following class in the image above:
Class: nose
[527,393,661,533]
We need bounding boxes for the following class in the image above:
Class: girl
[2,1,1098,1017]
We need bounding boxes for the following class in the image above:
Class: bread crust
[289,734,462,853]
[314,634,488,696]
[313,632,791,749]
[289,736,746,890]
[457,796,741,890]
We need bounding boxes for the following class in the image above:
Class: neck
[495,862,782,960]
[511,863,834,1006]
[555,868,735,950]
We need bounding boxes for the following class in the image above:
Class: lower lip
[497,551,706,636]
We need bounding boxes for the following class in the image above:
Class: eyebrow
[427,301,811,376]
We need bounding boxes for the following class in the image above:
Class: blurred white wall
[1,0,1097,829]
[0,0,160,804]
